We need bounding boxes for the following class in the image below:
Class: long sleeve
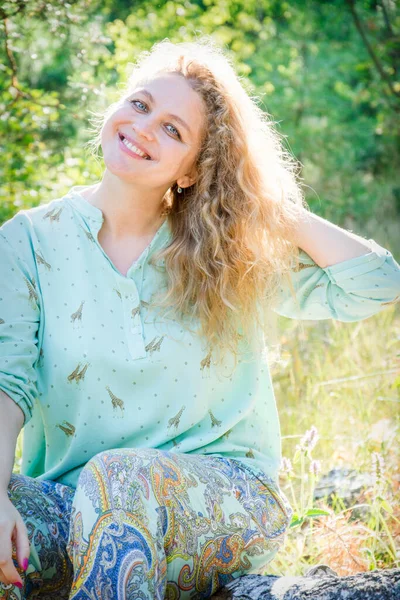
[273,238,400,321]
[0,230,41,426]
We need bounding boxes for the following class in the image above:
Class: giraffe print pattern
[71,301,85,324]
[24,276,39,308]
[35,249,52,271]
[56,421,76,437]
[67,363,90,384]
[0,185,399,494]
[168,406,186,430]
[106,385,125,415]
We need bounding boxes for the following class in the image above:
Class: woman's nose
[132,121,155,142]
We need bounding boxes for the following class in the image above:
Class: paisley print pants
[1,449,292,599]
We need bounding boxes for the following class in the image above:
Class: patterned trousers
[0,448,292,599]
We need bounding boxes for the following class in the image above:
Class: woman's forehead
[132,71,192,94]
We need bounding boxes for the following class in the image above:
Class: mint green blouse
[1,185,399,489]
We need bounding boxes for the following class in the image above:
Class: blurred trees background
[1,0,399,251]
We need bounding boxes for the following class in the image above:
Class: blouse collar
[64,185,172,263]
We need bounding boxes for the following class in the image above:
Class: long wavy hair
[86,37,309,372]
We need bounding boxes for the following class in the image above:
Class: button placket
[120,280,147,360]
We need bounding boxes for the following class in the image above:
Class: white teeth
[121,136,150,159]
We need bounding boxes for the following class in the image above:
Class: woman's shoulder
[0,192,75,271]
[0,193,72,243]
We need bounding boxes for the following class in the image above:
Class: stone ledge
[211,567,400,599]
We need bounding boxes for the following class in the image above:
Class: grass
[268,304,400,575]
[12,303,399,577]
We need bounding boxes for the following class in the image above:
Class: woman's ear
[177,168,198,190]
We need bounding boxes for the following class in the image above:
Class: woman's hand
[0,493,30,588]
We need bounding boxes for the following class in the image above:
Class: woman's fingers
[0,527,23,587]
[15,519,30,572]
[0,570,9,584]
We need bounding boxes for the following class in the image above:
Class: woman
[0,38,399,599]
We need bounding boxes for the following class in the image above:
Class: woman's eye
[166,124,181,138]
[131,100,147,111]
[129,99,181,139]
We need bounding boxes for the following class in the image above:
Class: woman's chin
[103,158,148,178]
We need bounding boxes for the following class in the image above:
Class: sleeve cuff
[0,385,32,427]
[324,239,390,284]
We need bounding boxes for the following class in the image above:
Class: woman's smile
[117,133,153,161]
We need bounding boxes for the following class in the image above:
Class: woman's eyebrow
[134,88,193,136]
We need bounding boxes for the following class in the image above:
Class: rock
[313,467,375,513]
[303,564,339,578]
[210,567,400,599]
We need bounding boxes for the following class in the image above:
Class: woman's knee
[81,447,158,466]
[75,447,161,489]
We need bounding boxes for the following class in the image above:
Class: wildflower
[280,457,294,477]
[309,459,321,476]
[298,425,319,455]
[371,452,386,490]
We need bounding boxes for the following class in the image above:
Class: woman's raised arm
[273,237,400,321]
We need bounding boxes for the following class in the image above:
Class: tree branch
[345,0,400,101]
[379,0,394,38]
[1,16,61,110]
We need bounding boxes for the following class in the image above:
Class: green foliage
[1,0,399,230]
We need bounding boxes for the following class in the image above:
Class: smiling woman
[1,36,400,600]
[83,68,207,243]
[84,39,306,366]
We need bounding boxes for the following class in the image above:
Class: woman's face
[100,71,206,191]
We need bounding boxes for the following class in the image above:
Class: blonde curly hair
[86,36,308,372]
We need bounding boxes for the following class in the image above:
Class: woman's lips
[118,133,152,161]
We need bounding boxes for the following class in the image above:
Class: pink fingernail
[14,581,23,589]
[23,558,29,571]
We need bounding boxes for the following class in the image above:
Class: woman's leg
[67,449,291,599]
[0,473,75,600]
